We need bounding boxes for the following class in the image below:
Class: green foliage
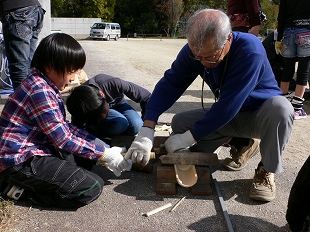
[51,0,280,37]
[136,12,158,34]
[82,0,116,20]
[51,0,115,20]
[260,0,279,37]
[51,0,65,17]
[114,0,155,34]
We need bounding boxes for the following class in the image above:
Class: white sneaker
[6,185,25,200]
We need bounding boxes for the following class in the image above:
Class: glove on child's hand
[97,146,131,177]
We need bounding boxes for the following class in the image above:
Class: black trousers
[0,149,104,209]
[286,155,310,232]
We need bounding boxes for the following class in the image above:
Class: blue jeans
[87,102,143,139]
[282,28,310,58]
[1,5,45,89]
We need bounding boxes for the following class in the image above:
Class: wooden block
[191,167,213,195]
[156,183,176,195]
[159,152,218,166]
[196,167,212,183]
[131,163,153,173]
[156,166,176,183]
[156,165,177,194]
[191,183,212,195]
[153,135,168,148]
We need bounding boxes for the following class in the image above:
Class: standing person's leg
[1,6,45,89]
[29,6,45,67]
[281,28,297,97]
[0,152,104,209]
[292,27,310,119]
[291,56,310,119]
[294,57,310,98]
[280,58,296,95]
[113,102,143,136]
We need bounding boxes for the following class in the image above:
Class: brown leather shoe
[222,138,260,171]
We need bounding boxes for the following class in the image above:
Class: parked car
[90,22,121,41]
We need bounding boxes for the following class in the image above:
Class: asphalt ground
[1,38,310,232]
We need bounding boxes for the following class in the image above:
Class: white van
[89,22,121,41]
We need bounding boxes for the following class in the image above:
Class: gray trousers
[171,96,294,173]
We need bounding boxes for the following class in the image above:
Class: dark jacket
[83,74,151,118]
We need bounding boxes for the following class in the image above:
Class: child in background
[0,33,131,209]
[66,73,151,141]
[276,0,310,119]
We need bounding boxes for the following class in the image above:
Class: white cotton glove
[97,146,132,177]
[164,130,196,153]
[91,138,110,148]
[275,41,283,55]
[125,127,154,166]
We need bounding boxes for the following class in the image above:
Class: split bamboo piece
[143,203,172,217]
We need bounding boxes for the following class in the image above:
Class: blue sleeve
[144,44,202,122]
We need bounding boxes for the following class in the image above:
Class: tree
[136,12,158,34]
[154,0,184,37]
[51,0,65,17]
[51,0,115,21]
[260,0,279,37]
[51,0,279,37]
[114,0,156,35]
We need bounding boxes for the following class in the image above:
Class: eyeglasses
[189,42,226,64]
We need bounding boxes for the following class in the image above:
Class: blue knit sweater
[144,32,282,141]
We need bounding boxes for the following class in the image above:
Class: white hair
[186,9,232,51]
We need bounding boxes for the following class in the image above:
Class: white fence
[51,17,101,39]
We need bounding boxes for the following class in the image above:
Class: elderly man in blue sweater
[125,9,294,202]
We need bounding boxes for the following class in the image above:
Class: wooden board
[159,152,218,166]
